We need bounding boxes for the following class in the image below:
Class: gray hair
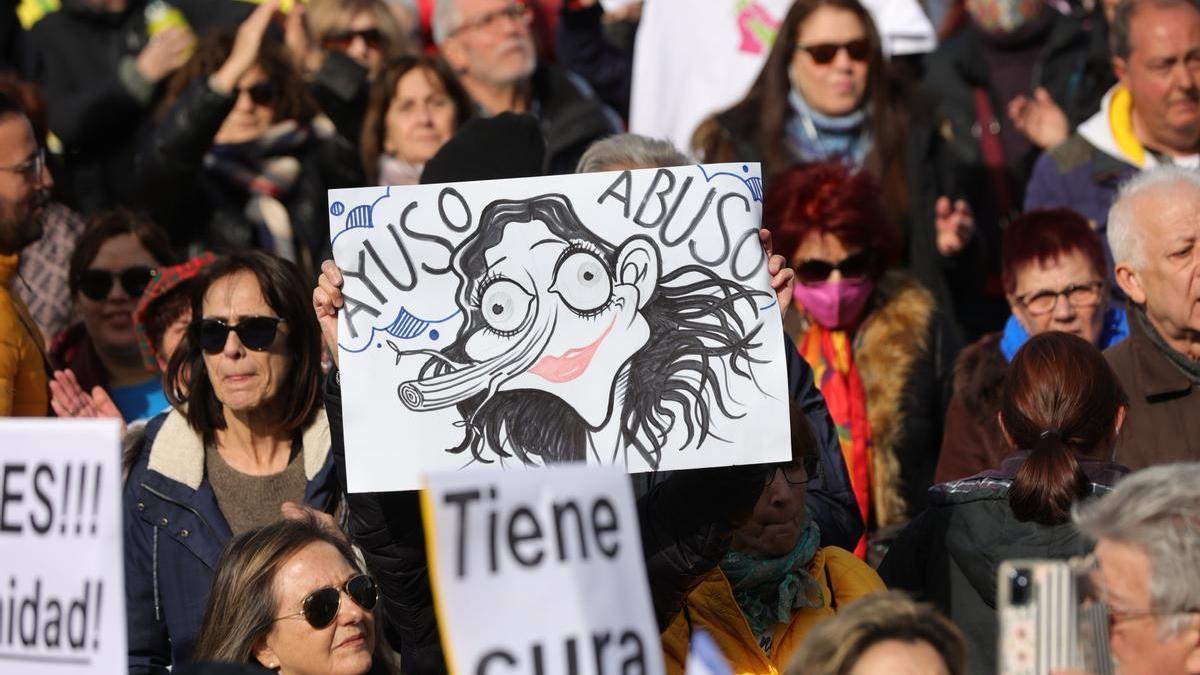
[432,0,460,46]
[1073,462,1200,636]
[576,134,691,173]
[1107,164,1200,269]
[1110,0,1200,59]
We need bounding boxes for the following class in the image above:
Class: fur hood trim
[854,272,936,528]
[147,408,331,490]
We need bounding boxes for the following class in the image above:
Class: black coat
[909,11,1098,341]
[323,332,864,675]
[879,453,1127,675]
[526,63,619,175]
[135,79,364,273]
[24,0,250,213]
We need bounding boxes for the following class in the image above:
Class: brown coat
[1104,314,1200,470]
[935,332,1011,483]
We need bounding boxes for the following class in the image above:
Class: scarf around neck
[785,89,870,167]
[1132,305,1200,384]
[204,118,329,263]
[377,153,423,186]
[720,512,823,645]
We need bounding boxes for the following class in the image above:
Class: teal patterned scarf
[720,514,824,644]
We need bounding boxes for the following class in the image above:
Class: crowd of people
[1,0,1199,673]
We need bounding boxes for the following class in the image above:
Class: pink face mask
[792,278,875,329]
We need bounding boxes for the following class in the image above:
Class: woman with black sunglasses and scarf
[49,208,174,424]
[763,162,960,565]
[124,250,341,673]
[193,516,390,674]
[137,0,364,279]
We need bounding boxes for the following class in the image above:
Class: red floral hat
[133,253,216,372]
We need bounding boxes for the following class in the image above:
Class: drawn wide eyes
[479,279,534,334]
[553,251,612,314]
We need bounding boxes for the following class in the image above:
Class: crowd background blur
[1,0,1200,674]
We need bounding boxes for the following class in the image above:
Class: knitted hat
[133,253,217,372]
[420,112,546,185]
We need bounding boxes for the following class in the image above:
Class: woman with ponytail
[878,331,1129,674]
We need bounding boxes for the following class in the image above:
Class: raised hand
[49,369,127,434]
[760,228,795,316]
[934,196,975,257]
[136,25,196,84]
[209,0,279,94]
[313,259,345,368]
[1008,87,1069,150]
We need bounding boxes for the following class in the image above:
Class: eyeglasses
[795,38,871,65]
[77,266,155,301]
[0,147,46,184]
[794,251,873,284]
[321,28,386,51]
[765,458,819,486]
[192,316,284,354]
[274,574,378,630]
[1016,281,1103,316]
[233,82,275,106]
[1073,553,1199,632]
[448,2,530,37]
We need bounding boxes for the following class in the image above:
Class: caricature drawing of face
[464,219,657,426]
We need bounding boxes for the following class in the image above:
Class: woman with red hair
[764,161,959,561]
[934,208,1128,482]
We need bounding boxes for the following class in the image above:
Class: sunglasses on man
[796,38,870,65]
[192,316,285,354]
[77,266,155,301]
[274,574,379,630]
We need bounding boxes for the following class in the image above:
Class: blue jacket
[123,408,339,674]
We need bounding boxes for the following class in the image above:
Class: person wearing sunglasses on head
[49,209,174,425]
[935,208,1128,484]
[124,251,341,673]
[192,515,391,675]
[763,161,961,564]
[138,0,364,279]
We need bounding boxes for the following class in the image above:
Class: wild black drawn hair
[417,194,770,469]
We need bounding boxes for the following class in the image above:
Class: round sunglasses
[274,574,379,630]
[76,266,155,301]
[192,316,285,354]
[795,38,870,65]
[794,251,873,284]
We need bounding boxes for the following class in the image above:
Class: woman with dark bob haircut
[193,516,391,674]
[123,251,340,672]
[360,55,472,185]
[137,0,364,277]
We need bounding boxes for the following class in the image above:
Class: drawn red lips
[530,315,617,383]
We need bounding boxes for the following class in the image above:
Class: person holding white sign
[661,401,884,675]
[124,251,341,673]
[192,516,389,674]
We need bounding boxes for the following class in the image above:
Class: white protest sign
[0,419,124,674]
[422,464,664,675]
[330,164,791,493]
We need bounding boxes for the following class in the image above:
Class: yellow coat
[0,253,47,416]
[662,546,884,675]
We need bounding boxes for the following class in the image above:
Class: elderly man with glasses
[1103,166,1200,469]
[431,0,620,174]
[1072,462,1200,675]
[0,92,53,416]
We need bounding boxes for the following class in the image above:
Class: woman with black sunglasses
[124,250,341,673]
[763,161,960,565]
[193,515,390,674]
[137,0,364,279]
[49,208,174,424]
